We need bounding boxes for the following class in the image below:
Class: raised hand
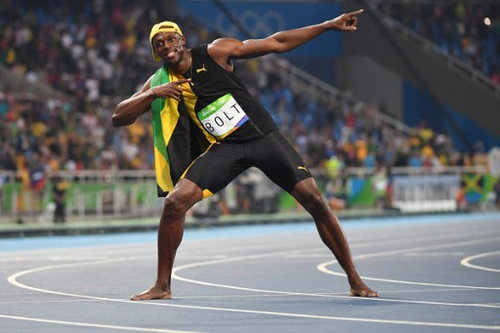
[326,9,364,32]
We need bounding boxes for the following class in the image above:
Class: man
[52,175,69,224]
[112,9,377,300]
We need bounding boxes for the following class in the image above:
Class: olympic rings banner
[179,1,344,58]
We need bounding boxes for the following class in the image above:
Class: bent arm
[112,76,191,127]
[112,76,155,127]
[208,9,363,63]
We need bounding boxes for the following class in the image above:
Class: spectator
[52,176,69,224]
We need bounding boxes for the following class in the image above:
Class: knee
[292,179,327,210]
[163,196,189,219]
[297,190,326,212]
[163,185,201,220]
[307,193,326,211]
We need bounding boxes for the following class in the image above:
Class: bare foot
[351,286,378,297]
[350,282,378,297]
[130,286,172,301]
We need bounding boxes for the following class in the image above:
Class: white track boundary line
[6,258,201,333]
[171,252,500,309]
[6,261,500,331]
[318,237,500,290]
[0,314,200,333]
[171,236,500,298]
[6,228,500,330]
[461,251,500,273]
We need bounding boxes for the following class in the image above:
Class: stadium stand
[0,0,497,222]
[1,1,483,172]
[378,1,500,84]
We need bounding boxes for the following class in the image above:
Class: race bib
[197,94,248,140]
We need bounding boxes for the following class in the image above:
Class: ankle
[348,275,363,288]
[153,281,170,291]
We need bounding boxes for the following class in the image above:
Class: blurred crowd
[0,0,217,174]
[378,1,500,84]
[0,0,492,201]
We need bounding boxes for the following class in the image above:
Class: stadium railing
[0,165,497,225]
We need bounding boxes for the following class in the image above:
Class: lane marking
[375,288,477,294]
[5,220,500,330]
[0,222,494,263]
[6,258,203,333]
[173,287,479,299]
[7,262,500,331]
[0,256,110,263]
[0,314,200,333]
[461,251,500,273]
[233,227,500,261]
[0,299,101,305]
[7,233,500,301]
[318,237,500,290]
[114,303,500,331]
[10,234,495,311]
[172,253,500,309]
[404,252,466,257]
[347,228,500,250]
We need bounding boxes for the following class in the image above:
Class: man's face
[152,32,185,64]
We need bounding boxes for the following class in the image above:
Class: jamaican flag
[150,66,214,197]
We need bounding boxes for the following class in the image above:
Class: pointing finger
[174,78,192,85]
[347,9,364,17]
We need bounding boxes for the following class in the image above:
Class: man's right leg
[131,179,203,301]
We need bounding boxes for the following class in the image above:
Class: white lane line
[170,236,500,301]
[0,256,110,263]
[277,227,500,261]
[6,225,500,330]
[172,253,500,309]
[461,251,500,273]
[7,262,500,331]
[118,302,500,331]
[404,252,465,257]
[6,258,202,333]
[318,237,500,290]
[0,299,101,305]
[0,314,199,333]
[1,222,493,259]
[347,228,500,250]
[0,224,493,267]
[0,238,296,264]
[374,288,477,294]
[173,287,476,299]
[225,227,500,261]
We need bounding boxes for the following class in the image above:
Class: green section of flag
[151,67,169,163]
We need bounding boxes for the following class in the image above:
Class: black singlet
[183,45,278,142]
[179,44,311,196]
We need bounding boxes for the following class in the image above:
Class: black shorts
[182,131,312,197]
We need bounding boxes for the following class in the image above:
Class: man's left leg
[291,178,377,297]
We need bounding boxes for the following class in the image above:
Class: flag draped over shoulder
[150,66,212,197]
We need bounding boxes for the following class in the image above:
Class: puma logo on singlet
[196,64,207,73]
[297,166,309,172]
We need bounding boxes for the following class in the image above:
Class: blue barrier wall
[179,1,344,83]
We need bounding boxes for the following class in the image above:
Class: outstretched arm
[112,76,190,127]
[208,9,363,65]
